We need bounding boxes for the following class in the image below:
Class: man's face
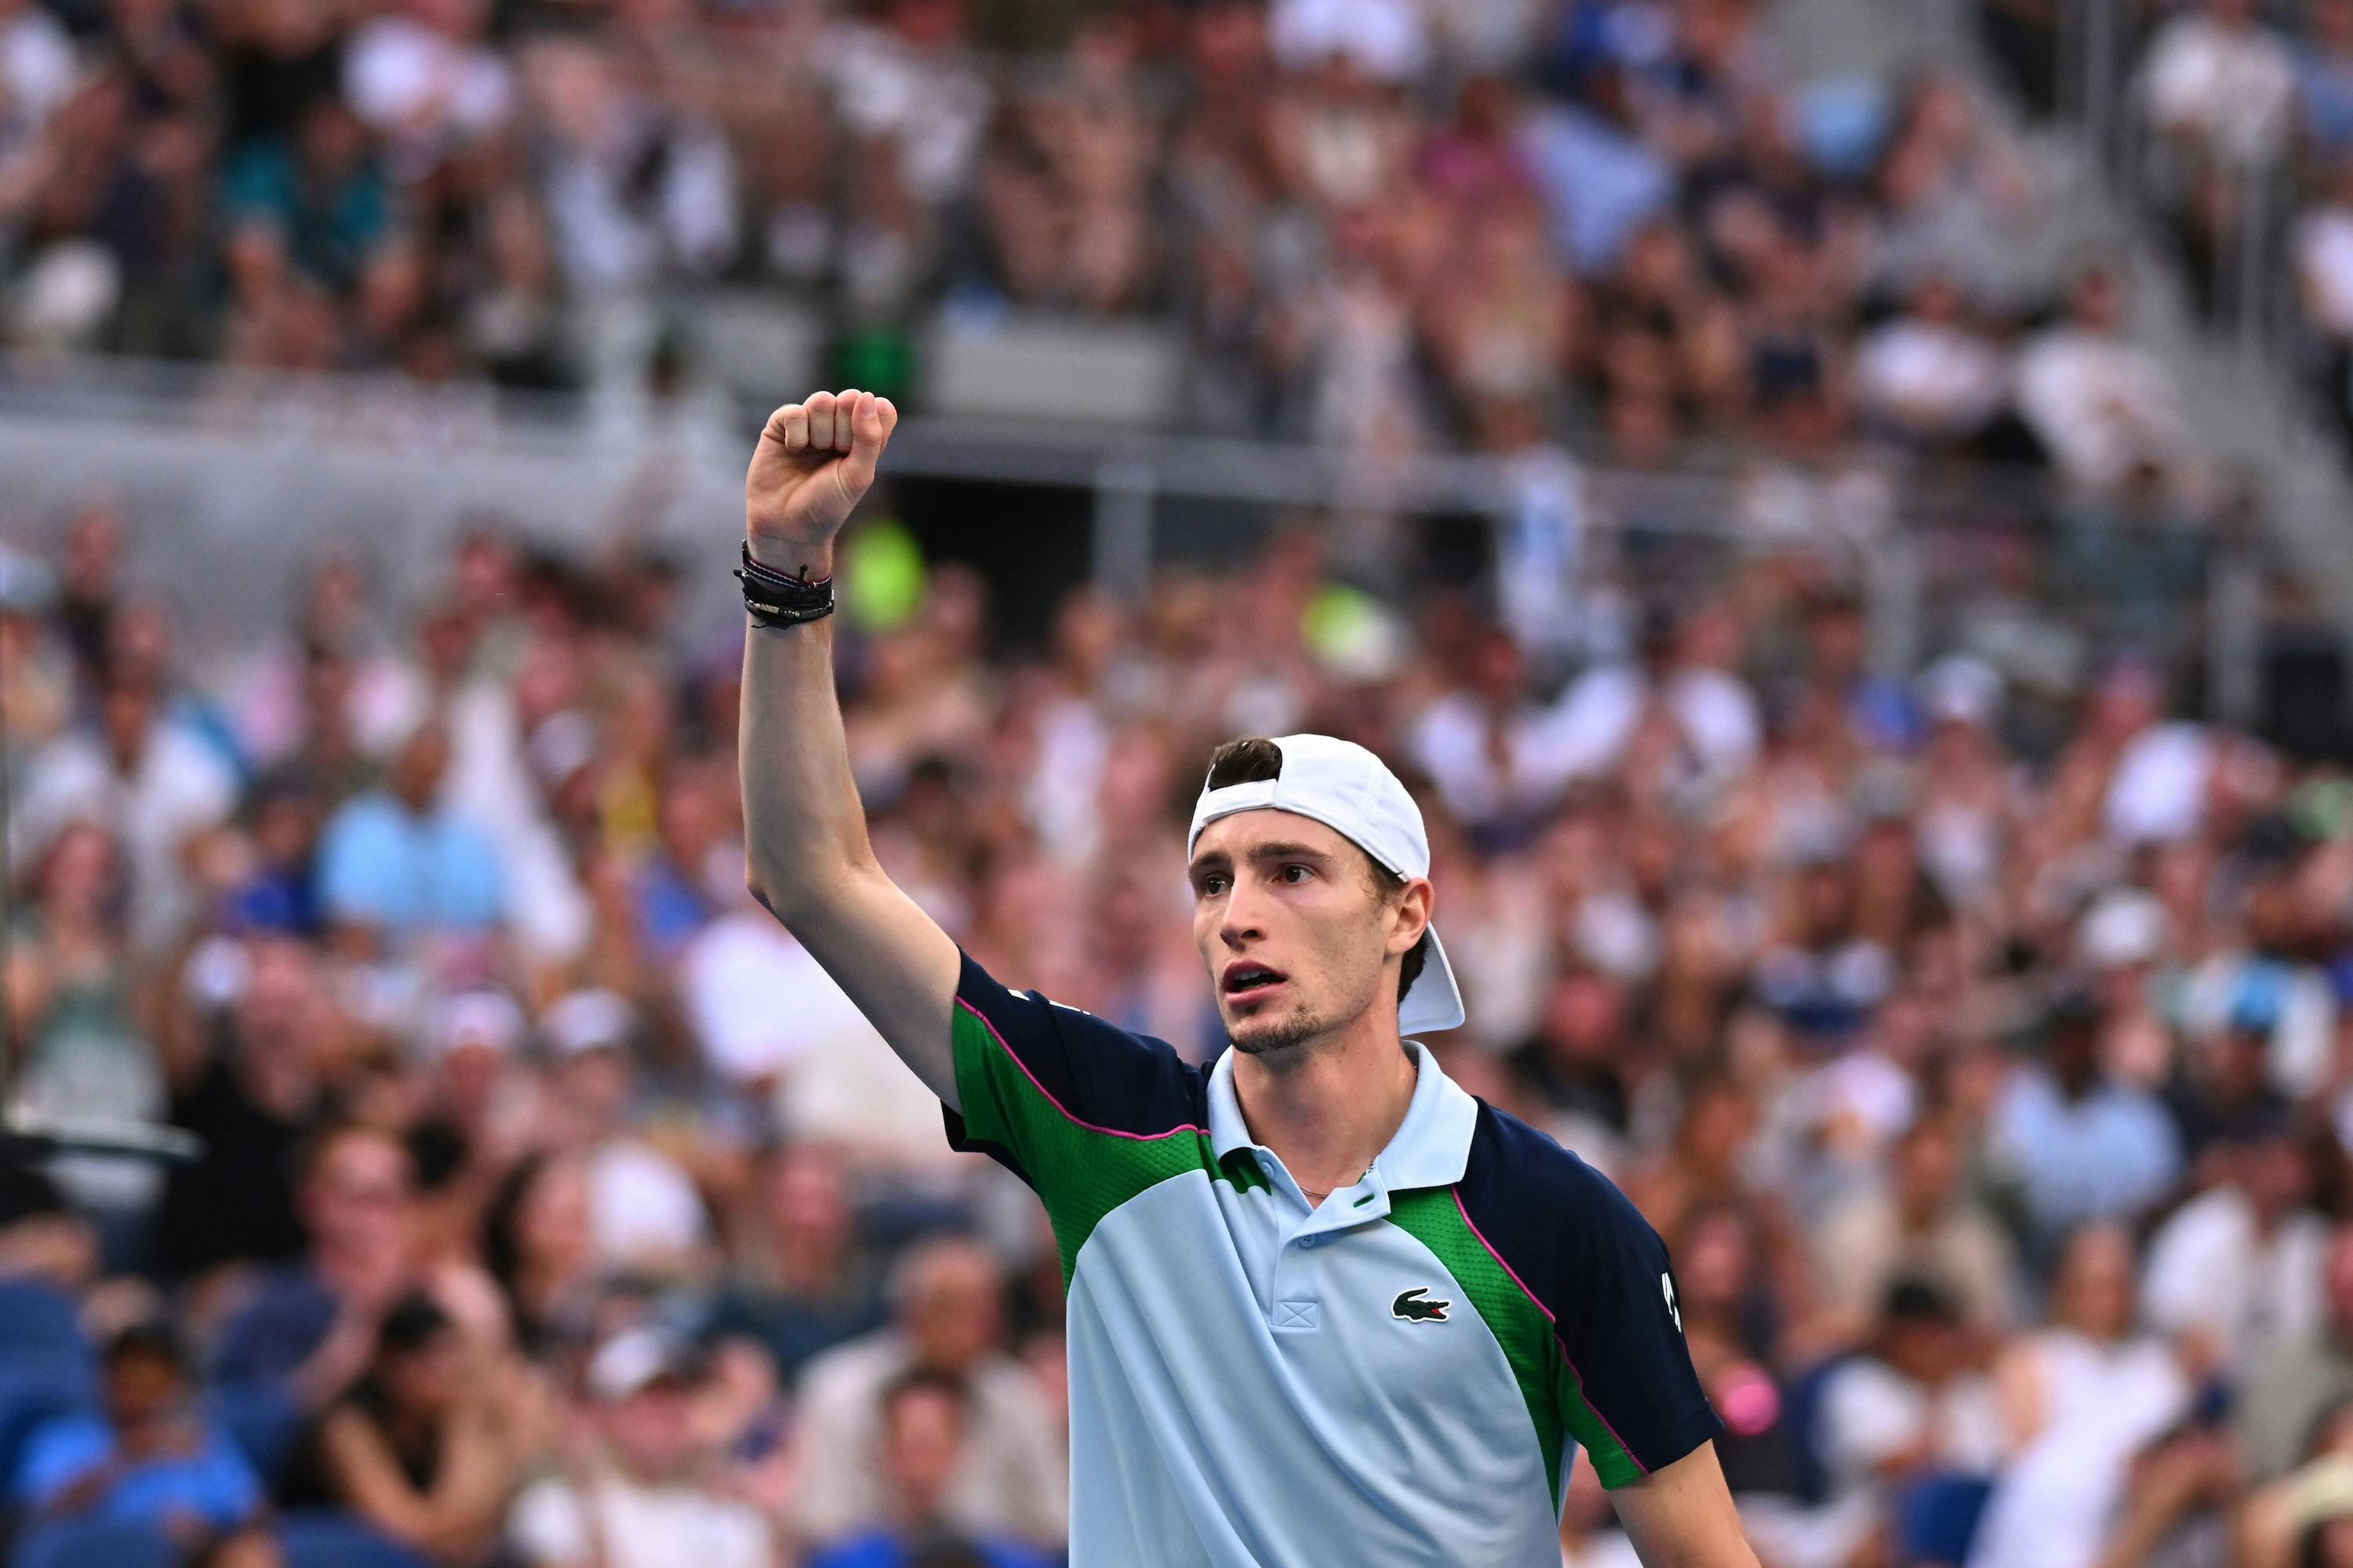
[1187,810,1424,1058]
[305,1133,414,1258]
[907,1250,1002,1375]
[606,1383,696,1480]
[882,1386,965,1516]
[104,1349,182,1432]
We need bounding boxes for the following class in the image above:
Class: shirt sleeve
[1550,1166,1724,1486]
[15,1417,107,1508]
[943,950,1206,1192]
[1457,1109,1724,1489]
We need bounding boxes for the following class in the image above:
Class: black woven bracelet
[736,541,835,628]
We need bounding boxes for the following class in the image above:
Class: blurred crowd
[0,454,2344,1568]
[6,1,2353,1568]
[0,0,2235,503]
[1968,0,2353,460]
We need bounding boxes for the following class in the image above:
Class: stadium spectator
[213,1123,423,1407]
[1813,1114,2019,1338]
[1815,1280,2004,1508]
[14,1320,275,1568]
[794,1239,1064,1552]
[2144,0,2300,171]
[507,1326,773,1568]
[704,1142,885,1384]
[317,720,505,948]
[1972,1224,2192,1568]
[276,1291,519,1566]
[2243,1223,2353,1482]
[803,1369,1054,1568]
[2015,267,2196,496]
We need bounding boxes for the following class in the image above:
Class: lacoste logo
[1392,1287,1450,1323]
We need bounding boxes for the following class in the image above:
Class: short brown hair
[1203,737,1428,1002]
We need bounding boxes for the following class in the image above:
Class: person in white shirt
[1818,1279,2007,1508]
[2015,268,2195,496]
[1970,1225,2191,1568]
[542,990,712,1278]
[2142,0,2298,169]
[508,1327,774,1568]
[1853,274,2009,448]
[342,0,511,179]
[2143,1115,2328,1363]
[12,676,237,959]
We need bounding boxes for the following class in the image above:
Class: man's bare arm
[1608,1443,1759,1568]
[739,388,963,1109]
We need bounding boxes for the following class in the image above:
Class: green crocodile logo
[1392,1287,1450,1323]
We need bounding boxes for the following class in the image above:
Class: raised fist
[744,388,899,575]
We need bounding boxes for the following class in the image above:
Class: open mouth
[1221,962,1288,1006]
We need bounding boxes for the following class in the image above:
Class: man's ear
[1387,878,1434,958]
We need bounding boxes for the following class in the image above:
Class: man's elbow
[744,859,863,932]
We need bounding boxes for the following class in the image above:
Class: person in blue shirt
[315,722,504,949]
[15,1319,272,1565]
[807,1370,1059,1568]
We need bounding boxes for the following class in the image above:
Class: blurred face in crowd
[2324,1226,2353,1337]
[902,1244,1002,1376]
[2242,1133,2313,1214]
[2052,1224,2138,1341]
[238,937,316,1059]
[1677,1081,1754,1181]
[1675,1206,1755,1321]
[304,1129,415,1264]
[389,725,450,814]
[104,1341,186,1437]
[99,681,155,769]
[1882,1307,1961,1384]
[769,1145,851,1265]
[2320,0,2353,50]
[38,822,118,926]
[60,504,121,602]
[605,1378,698,1483]
[515,1155,594,1282]
[882,1382,966,1520]
[382,1324,465,1421]
[558,1046,631,1141]
[1188,810,1425,1059]
[1892,1119,1962,1221]
[1540,970,1624,1068]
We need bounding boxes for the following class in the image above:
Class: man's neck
[1231,1010,1420,1205]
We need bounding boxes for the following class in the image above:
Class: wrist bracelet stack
[736,540,835,628]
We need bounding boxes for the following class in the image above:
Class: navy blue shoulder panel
[1457,1101,1724,1480]
[944,950,1211,1167]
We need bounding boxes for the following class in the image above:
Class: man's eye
[1281,864,1312,884]
[1200,875,1230,897]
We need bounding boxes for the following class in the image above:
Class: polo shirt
[944,953,1722,1566]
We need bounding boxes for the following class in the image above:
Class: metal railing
[0,355,2281,728]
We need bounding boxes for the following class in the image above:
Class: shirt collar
[1207,1037,1479,1191]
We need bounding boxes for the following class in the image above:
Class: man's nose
[1218,882,1267,948]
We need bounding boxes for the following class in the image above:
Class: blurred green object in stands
[2291,777,2353,841]
[832,329,915,402]
[844,518,926,632]
[1303,584,1407,682]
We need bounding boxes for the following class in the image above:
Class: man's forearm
[740,607,875,921]
[731,390,962,1108]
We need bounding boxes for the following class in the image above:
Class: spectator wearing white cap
[542,990,711,1279]
[507,1327,773,1568]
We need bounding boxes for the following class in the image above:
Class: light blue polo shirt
[944,953,1721,1567]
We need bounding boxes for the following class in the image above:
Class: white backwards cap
[1187,733,1467,1039]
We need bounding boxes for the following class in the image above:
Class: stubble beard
[1225,1003,1327,1059]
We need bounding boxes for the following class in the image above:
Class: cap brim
[1398,924,1467,1037]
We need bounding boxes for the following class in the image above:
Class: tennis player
[737,389,1757,1566]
